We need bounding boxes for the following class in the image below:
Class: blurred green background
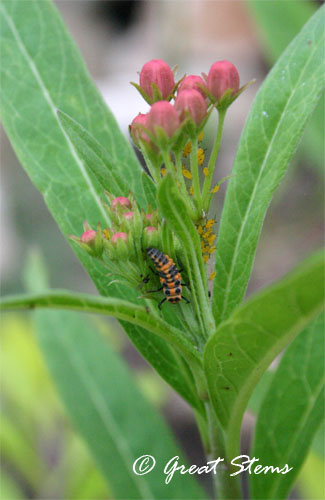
[1,1,323,498]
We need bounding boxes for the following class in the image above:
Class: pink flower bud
[140,59,175,100]
[175,89,207,126]
[111,232,128,243]
[207,60,240,100]
[111,197,131,210]
[178,75,207,99]
[80,230,97,244]
[129,113,150,145]
[145,213,153,220]
[145,226,157,233]
[146,101,180,138]
[123,211,134,220]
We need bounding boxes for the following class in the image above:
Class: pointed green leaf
[141,171,157,209]
[35,310,206,499]
[158,174,215,339]
[251,314,324,500]
[0,0,198,408]
[57,110,129,199]
[212,7,325,323]
[247,0,324,170]
[204,251,324,460]
[0,291,201,365]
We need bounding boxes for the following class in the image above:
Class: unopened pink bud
[111,197,131,210]
[146,101,180,138]
[140,59,175,100]
[178,75,207,99]
[145,226,157,233]
[81,230,97,244]
[145,213,153,220]
[123,211,134,220]
[207,60,240,100]
[111,232,128,243]
[129,113,150,145]
[175,89,207,126]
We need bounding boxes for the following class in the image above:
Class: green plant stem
[189,137,202,214]
[163,150,196,218]
[205,402,242,500]
[202,109,226,211]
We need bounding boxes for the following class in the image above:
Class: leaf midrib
[54,329,155,499]
[225,302,324,460]
[217,29,321,321]
[267,376,324,499]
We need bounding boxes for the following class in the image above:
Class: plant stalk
[205,402,242,500]
[202,109,226,211]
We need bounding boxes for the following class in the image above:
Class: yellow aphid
[189,186,194,195]
[198,130,204,143]
[209,271,217,280]
[211,184,220,193]
[203,230,212,240]
[203,255,209,263]
[182,168,192,180]
[208,234,216,244]
[209,246,217,254]
[198,226,203,235]
[161,167,166,177]
[197,148,205,166]
[206,219,215,229]
[203,167,209,177]
[103,229,110,239]
[183,141,192,157]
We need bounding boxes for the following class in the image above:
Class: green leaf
[141,171,157,209]
[0,290,201,365]
[158,174,215,340]
[246,0,324,170]
[0,0,198,409]
[212,7,325,323]
[204,251,324,460]
[57,110,129,200]
[251,313,325,500]
[35,310,206,499]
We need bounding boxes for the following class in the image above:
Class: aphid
[146,247,190,310]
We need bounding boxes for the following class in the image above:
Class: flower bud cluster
[70,195,182,290]
[130,59,242,155]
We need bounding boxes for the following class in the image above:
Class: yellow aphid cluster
[197,218,217,264]
[181,133,206,194]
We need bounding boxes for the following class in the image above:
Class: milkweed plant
[1,2,324,500]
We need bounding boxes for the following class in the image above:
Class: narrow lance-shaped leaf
[0,291,202,365]
[35,311,206,500]
[204,251,324,461]
[0,0,199,408]
[57,110,129,199]
[158,174,215,339]
[250,313,325,500]
[246,0,324,170]
[212,6,325,323]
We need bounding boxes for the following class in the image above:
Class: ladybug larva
[146,247,190,310]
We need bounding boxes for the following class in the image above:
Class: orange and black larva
[146,247,190,310]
